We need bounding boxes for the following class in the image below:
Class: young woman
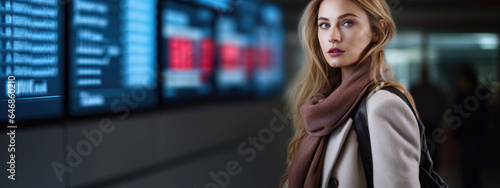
[281,0,422,187]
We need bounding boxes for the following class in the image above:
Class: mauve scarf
[288,56,389,188]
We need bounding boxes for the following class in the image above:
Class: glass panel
[428,33,498,92]
[385,31,423,88]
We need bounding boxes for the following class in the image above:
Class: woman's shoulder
[365,85,410,113]
[363,84,419,136]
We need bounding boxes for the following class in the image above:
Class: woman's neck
[340,66,355,83]
[340,57,367,82]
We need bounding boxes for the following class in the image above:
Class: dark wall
[1,99,293,187]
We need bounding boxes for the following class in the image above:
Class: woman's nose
[328,26,341,43]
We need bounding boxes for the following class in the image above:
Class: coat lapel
[321,118,354,188]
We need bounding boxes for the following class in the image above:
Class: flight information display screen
[0,0,64,122]
[161,1,216,101]
[69,0,157,115]
[253,4,284,97]
[191,0,232,11]
[214,10,255,96]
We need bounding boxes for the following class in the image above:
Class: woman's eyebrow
[338,13,358,19]
[318,17,329,21]
[318,13,359,21]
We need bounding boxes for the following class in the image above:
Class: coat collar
[321,118,353,188]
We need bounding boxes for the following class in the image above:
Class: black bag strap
[351,92,373,188]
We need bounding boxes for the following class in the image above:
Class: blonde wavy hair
[280,0,416,186]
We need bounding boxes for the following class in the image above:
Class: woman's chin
[327,61,343,68]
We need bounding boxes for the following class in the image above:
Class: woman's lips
[328,51,344,57]
[328,48,345,57]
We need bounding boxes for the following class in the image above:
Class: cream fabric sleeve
[282,179,288,188]
[366,90,421,188]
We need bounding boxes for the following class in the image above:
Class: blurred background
[0,0,499,187]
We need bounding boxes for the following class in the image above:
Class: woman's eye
[342,21,353,27]
[319,23,330,29]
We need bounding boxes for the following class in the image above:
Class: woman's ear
[372,19,388,42]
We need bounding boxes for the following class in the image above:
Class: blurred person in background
[453,64,490,188]
[279,0,445,187]
[410,67,446,169]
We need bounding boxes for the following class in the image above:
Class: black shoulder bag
[351,86,448,188]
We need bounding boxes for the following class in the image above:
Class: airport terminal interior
[1,0,499,187]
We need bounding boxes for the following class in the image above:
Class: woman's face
[317,0,375,69]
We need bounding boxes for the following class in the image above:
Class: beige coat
[285,87,421,188]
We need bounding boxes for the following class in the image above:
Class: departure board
[214,2,256,96]
[0,0,64,121]
[253,4,284,97]
[161,1,216,101]
[191,0,231,11]
[69,0,157,115]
